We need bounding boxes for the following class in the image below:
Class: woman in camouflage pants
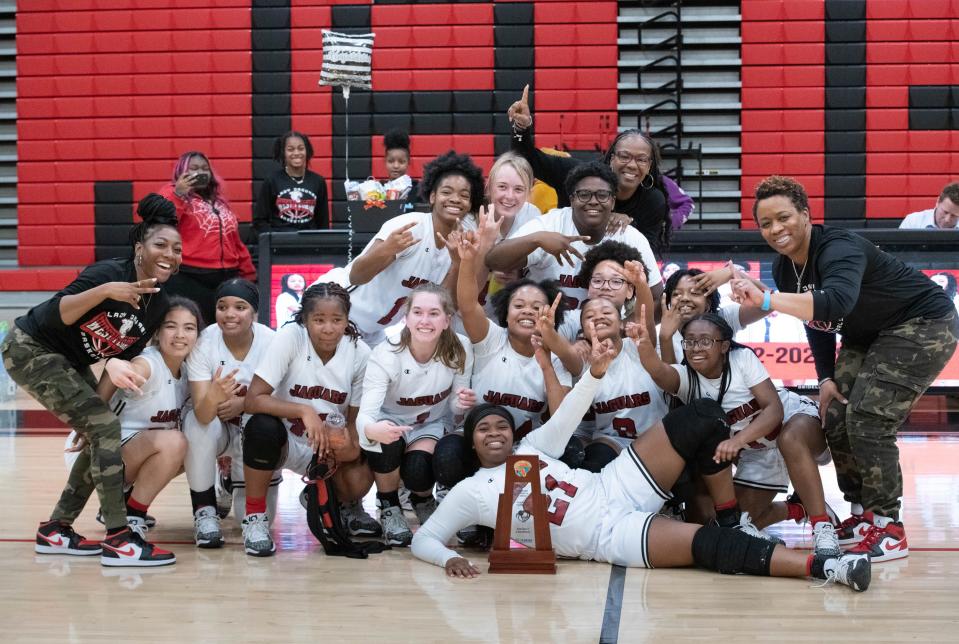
[1,194,183,567]
[732,176,958,563]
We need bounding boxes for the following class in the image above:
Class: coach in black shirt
[730,176,958,563]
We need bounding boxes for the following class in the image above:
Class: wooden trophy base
[488,548,556,575]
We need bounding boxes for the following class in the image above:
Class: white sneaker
[823,553,871,592]
[193,506,224,549]
[377,500,413,547]
[812,521,842,557]
[734,512,785,545]
[242,513,275,557]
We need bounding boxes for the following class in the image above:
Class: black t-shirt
[15,258,171,369]
[511,126,670,257]
[252,169,329,237]
[771,225,954,379]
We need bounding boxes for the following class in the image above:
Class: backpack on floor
[303,455,390,559]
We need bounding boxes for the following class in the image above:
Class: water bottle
[324,411,347,450]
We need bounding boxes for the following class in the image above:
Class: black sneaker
[100,520,176,567]
[35,520,101,556]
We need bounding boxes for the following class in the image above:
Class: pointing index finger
[521,84,529,105]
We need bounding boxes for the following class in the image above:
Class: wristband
[818,377,833,387]
[760,290,772,312]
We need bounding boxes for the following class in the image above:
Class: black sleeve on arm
[510,127,580,196]
[811,238,866,322]
[805,326,837,381]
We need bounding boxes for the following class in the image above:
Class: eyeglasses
[612,150,652,166]
[572,189,613,204]
[680,337,722,350]
[589,277,626,290]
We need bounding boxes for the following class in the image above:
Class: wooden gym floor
[1,393,958,643]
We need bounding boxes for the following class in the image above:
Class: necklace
[285,167,305,185]
[791,260,807,294]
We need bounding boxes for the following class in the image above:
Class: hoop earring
[641,174,654,189]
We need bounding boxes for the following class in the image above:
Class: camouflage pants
[0,326,127,529]
[824,312,959,519]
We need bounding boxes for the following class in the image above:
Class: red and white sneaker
[100,519,176,567]
[848,522,909,563]
[836,512,874,546]
[35,520,101,556]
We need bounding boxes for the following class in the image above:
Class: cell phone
[191,172,210,188]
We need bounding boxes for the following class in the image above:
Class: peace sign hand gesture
[106,278,160,309]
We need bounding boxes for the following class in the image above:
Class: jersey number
[544,474,579,527]
[377,297,408,325]
[612,417,637,438]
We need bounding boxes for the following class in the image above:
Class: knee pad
[432,434,467,487]
[691,524,775,576]
[663,399,732,475]
[242,414,287,471]
[560,436,586,470]
[401,450,435,492]
[365,438,404,474]
[581,441,618,473]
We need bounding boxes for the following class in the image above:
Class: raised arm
[349,221,419,286]
[190,366,242,426]
[627,304,681,394]
[454,232,491,343]
[523,323,615,457]
[59,279,160,326]
[531,334,570,415]
[507,84,582,195]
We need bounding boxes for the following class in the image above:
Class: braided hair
[272,131,314,165]
[292,282,361,344]
[129,193,179,256]
[678,312,749,406]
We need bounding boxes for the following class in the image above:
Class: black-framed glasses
[572,189,613,204]
[612,150,652,166]
[680,337,721,350]
[589,277,626,290]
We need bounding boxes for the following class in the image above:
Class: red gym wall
[741,0,959,226]
[14,0,618,281]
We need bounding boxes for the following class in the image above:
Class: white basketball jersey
[471,324,572,440]
[514,207,663,310]
[341,212,454,344]
[254,325,370,438]
[358,332,473,433]
[109,346,190,441]
[186,322,276,426]
[673,347,779,448]
[585,342,668,441]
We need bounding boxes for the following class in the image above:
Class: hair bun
[137,193,177,226]
[384,128,410,152]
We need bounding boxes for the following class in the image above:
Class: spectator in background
[160,151,256,324]
[930,272,959,310]
[383,129,418,212]
[252,131,329,239]
[899,183,959,229]
[507,86,673,258]
[663,175,695,229]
